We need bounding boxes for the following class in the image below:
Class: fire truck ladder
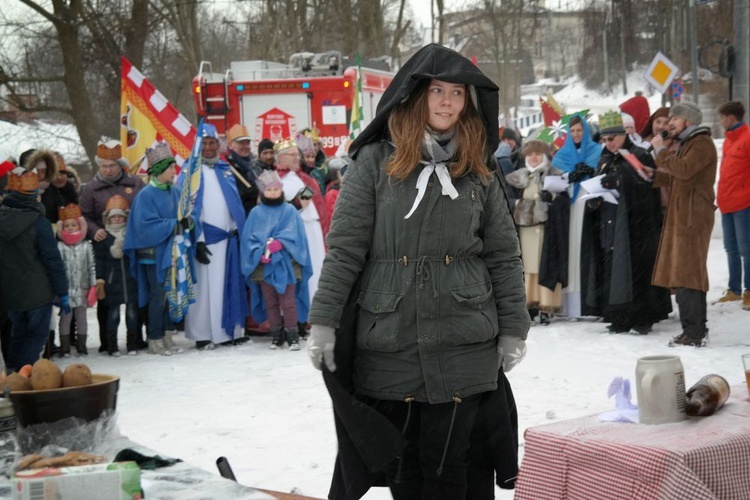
[197,61,232,129]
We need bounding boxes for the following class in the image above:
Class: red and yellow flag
[120,56,195,175]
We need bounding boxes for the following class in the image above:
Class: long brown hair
[386,81,491,180]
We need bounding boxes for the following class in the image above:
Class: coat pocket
[445,282,499,346]
[356,290,405,353]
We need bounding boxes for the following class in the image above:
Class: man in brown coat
[649,102,717,347]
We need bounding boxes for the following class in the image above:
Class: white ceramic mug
[635,355,688,425]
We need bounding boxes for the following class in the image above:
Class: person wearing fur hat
[124,142,183,356]
[80,140,144,353]
[95,195,141,356]
[224,123,261,214]
[580,111,671,336]
[179,125,247,350]
[505,140,564,325]
[41,153,79,224]
[307,44,528,499]
[649,101,717,347]
[56,204,97,357]
[240,170,313,350]
[0,166,69,372]
[255,138,276,172]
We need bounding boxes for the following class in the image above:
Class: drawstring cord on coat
[416,256,439,298]
[394,396,415,483]
[436,396,462,477]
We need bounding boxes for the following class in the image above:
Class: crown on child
[7,167,39,192]
[58,203,82,221]
[273,137,297,153]
[105,195,130,213]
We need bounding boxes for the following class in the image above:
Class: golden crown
[7,167,39,192]
[58,203,82,221]
[96,141,123,160]
[105,195,130,213]
[273,137,297,153]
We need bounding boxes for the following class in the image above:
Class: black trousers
[361,393,482,500]
[675,287,707,338]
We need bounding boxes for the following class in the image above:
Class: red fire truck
[192,51,394,156]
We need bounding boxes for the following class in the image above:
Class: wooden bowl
[8,374,119,428]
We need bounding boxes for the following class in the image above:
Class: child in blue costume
[123,142,183,356]
[240,170,313,350]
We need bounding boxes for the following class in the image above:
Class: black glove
[179,217,193,232]
[539,190,553,203]
[195,242,212,265]
[569,163,595,183]
[600,174,618,190]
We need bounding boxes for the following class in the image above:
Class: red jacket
[718,123,750,214]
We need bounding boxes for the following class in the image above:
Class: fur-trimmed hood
[21,149,58,185]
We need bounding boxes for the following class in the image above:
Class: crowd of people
[0,124,346,371]
[1,41,748,498]
[499,97,750,348]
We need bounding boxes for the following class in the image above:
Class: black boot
[285,327,300,351]
[269,328,284,350]
[126,330,138,355]
[540,312,551,326]
[528,308,539,322]
[59,335,71,358]
[297,322,309,340]
[98,328,108,353]
[107,332,120,357]
[76,334,88,356]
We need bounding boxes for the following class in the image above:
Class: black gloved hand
[569,163,595,183]
[195,242,212,265]
[600,174,618,190]
[179,217,193,232]
[539,190,553,203]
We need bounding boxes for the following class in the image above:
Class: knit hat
[258,138,274,156]
[501,128,520,144]
[256,170,283,192]
[295,134,315,154]
[145,141,175,176]
[226,124,251,143]
[669,102,702,124]
[274,137,297,153]
[95,140,129,168]
[103,194,130,220]
[621,113,635,127]
[599,110,626,135]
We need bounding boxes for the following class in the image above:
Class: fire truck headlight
[194,86,201,94]
[343,81,350,88]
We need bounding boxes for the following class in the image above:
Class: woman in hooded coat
[306,44,530,499]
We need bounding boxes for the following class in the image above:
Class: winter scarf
[404,128,460,219]
[106,221,127,259]
[96,169,124,185]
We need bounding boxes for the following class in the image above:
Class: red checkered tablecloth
[515,386,750,500]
